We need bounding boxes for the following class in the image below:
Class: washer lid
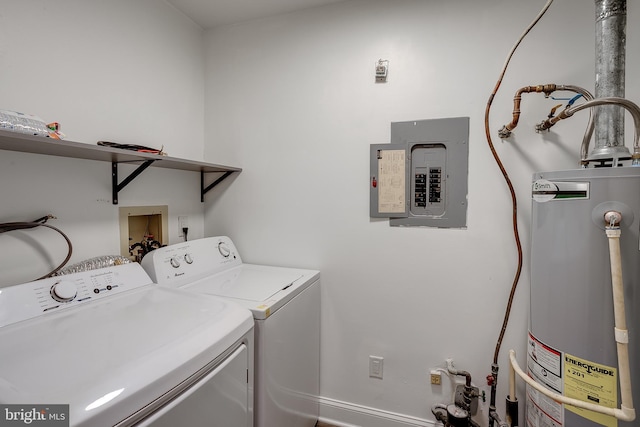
[0,285,253,427]
[179,264,320,320]
[185,264,303,301]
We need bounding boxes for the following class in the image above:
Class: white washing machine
[141,236,320,427]
[0,262,254,427]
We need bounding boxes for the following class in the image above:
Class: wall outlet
[430,370,442,385]
[369,356,384,379]
[178,216,188,237]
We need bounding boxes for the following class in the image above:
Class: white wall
[203,1,640,425]
[2,0,638,425]
[0,0,207,286]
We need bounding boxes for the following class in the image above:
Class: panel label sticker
[377,149,406,213]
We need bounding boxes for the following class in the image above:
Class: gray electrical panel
[370,117,469,228]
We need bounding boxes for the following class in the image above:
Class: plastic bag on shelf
[0,109,62,138]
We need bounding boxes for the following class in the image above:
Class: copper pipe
[498,84,557,138]
[499,84,597,165]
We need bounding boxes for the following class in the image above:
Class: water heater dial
[50,280,78,303]
[218,242,231,258]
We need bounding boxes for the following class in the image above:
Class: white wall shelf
[0,129,241,204]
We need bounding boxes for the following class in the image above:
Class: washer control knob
[170,257,180,268]
[184,253,193,264]
[50,280,78,303]
[218,242,231,258]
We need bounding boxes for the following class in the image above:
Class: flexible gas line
[508,211,636,422]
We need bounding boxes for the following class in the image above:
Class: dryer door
[137,344,250,427]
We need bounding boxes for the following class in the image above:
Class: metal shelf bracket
[201,171,234,202]
[112,160,156,205]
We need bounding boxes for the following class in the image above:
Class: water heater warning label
[527,332,564,426]
[526,332,619,427]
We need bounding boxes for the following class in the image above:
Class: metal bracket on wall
[201,170,234,202]
[112,160,156,205]
[0,129,243,206]
[111,162,238,205]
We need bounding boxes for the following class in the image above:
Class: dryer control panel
[0,263,153,327]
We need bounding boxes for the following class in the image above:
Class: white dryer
[142,236,320,427]
[0,262,254,427]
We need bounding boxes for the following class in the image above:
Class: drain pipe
[592,0,628,161]
[604,211,635,420]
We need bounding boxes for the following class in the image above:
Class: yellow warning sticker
[564,353,617,427]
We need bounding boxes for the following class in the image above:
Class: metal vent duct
[592,0,629,160]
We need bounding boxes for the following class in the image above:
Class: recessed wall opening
[119,205,168,262]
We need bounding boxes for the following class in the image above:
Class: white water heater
[528,167,639,427]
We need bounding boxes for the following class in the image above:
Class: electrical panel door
[369,144,408,218]
[370,117,469,228]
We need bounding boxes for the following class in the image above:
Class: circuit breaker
[370,117,469,228]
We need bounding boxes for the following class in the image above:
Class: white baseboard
[318,396,437,427]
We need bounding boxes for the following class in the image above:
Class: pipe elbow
[617,405,636,422]
[446,359,472,386]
